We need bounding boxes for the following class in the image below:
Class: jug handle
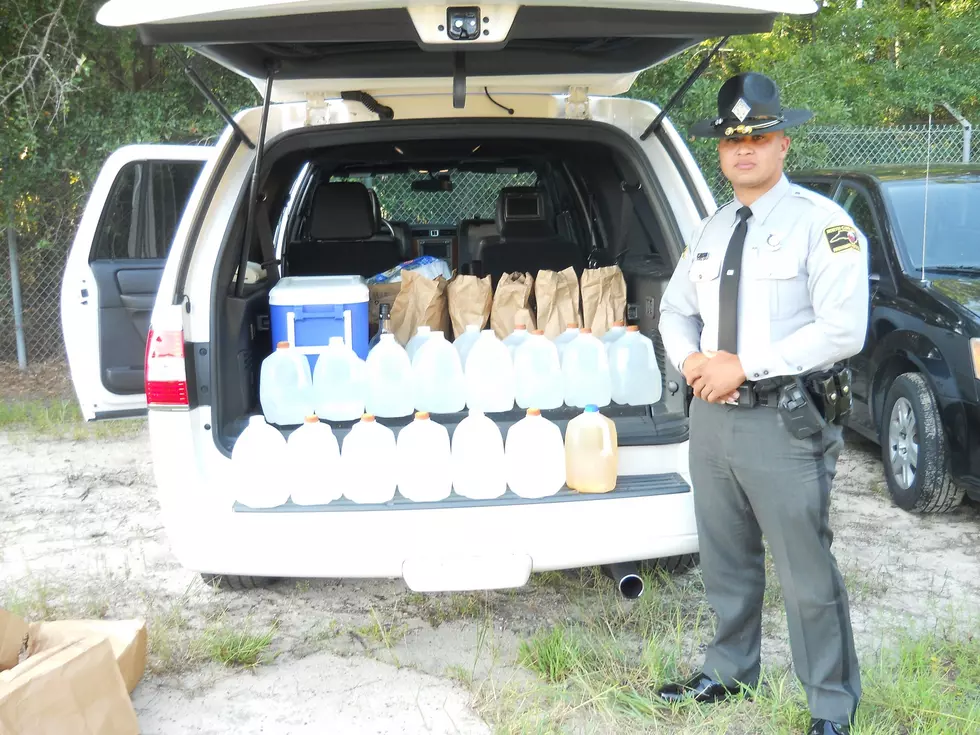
[599,422,613,458]
[290,349,311,388]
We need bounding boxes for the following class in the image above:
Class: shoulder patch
[825,225,861,254]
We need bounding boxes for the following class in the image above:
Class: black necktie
[717,206,753,354]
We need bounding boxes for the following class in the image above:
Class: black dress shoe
[657,672,742,704]
[808,719,850,735]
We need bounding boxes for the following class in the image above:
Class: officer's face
[717,132,791,193]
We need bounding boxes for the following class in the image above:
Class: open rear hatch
[98,1,815,100]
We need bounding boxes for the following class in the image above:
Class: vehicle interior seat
[368,188,412,259]
[286,181,402,279]
[479,187,584,283]
[459,218,498,264]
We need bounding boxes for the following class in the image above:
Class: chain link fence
[0,123,971,369]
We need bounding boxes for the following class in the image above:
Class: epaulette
[789,185,840,213]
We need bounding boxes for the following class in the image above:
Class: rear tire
[201,574,280,591]
[643,553,700,575]
[880,372,964,513]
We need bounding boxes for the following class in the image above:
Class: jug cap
[613,320,625,327]
[581,328,593,334]
[584,405,599,413]
[514,324,527,330]
[627,325,640,332]
[415,411,431,420]
[531,329,545,336]
[566,323,579,329]
[276,340,290,349]
[304,415,320,424]
[526,408,541,416]
[361,413,376,422]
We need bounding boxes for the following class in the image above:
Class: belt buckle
[735,384,757,408]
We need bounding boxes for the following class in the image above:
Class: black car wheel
[201,574,280,591]
[880,372,964,513]
[642,554,700,575]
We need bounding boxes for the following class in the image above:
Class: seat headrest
[496,187,554,239]
[309,182,375,240]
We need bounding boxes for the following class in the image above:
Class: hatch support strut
[235,65,279,298]
[639,35,729,142]
[453,52,466,109]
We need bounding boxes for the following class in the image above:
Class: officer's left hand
[690,351,746,403]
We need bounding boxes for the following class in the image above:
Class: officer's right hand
[682,352,709,385]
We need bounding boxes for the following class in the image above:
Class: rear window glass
[337,170,537,224]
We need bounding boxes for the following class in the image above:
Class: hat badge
[731,98,751,122]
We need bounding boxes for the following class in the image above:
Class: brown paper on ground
[389,269,450,345]
[535,266,581,339]
[447,274,492,338]
[28,619,147,694]
[580,265,627,338]
[490,272,536,339]
[368,282,401,326]
[0,637,140,735]
[0,610,28,672]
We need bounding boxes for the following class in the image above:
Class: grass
[0,398,145,439]
[1,577,65,621]
[497,566,980,735]
[196,616,279,668]
[403,591,489,627]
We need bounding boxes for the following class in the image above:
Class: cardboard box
[0,610,28,672]
[28,619,147,694]
[0,637,140,735]
[369,282,401,325]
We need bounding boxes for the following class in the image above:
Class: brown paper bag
[490,272,536,339]
[28,619,147,694]
[0,610,28,672]
[447,274,492,338]
[390,269,450,345]
[0,637,140,735]
[580,266,627,338]
[535,266,581,339]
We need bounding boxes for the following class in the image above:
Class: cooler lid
[269,275,370,306]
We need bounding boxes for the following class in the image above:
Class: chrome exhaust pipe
[602,562,644,599]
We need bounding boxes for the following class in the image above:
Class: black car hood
[931,276,980,323]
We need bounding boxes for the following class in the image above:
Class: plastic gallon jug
[341,415,397,504]
[601,321,627,348]
[453,324,482,367]
[565,405,618,494]
[513,330,563,410]
[554,324,581,362]
[562,329,612,408]
[405,326,433,361]
[313,336,367,421]
[502,324,530,358]
[233,415,289,508]
[504,409,566,499]
[396,412,453,502]
[451,410,506,500]
[287,416,342,505]
[412,332,466,414]
[608,326,663,406]
[260,341,314,426]
[364,333,415,418]
[464,330,515,413]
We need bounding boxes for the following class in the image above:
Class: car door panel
[61,145,210,420]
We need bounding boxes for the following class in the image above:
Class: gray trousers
[689,398,861,723]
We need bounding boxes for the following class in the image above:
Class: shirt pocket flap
[753,253,800,280]
[688,258,722,283]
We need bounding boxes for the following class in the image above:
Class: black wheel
[201,574,280,591]
[880,372,964,513]
[642,554,700,575]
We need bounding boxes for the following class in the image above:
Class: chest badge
[766,233,782,251]
[696,252,710,261]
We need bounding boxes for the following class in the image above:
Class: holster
[777,378,827,440]
[804,367,854,424]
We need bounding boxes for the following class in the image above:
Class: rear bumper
[150,411,698,589]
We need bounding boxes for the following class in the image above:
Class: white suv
[61,0,815,591]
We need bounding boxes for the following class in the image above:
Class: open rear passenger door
[61,144,210,420]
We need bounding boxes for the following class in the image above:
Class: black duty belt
[732,366,854,435]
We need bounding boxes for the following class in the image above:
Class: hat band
[716,116,785,137]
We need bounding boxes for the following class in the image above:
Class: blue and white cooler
[269,276,370,368]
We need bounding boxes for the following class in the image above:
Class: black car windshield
[884,178,980,269]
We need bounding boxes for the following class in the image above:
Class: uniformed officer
[656,73,869,735]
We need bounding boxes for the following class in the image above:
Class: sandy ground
[1,427,978,733]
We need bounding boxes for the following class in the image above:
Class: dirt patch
[0,361,74,402]
[1,429,978,733]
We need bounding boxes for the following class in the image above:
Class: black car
[791,166,980,513]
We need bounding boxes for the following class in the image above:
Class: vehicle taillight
[145,328,189,407]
